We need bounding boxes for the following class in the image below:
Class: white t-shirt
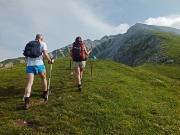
[26,41,47,66]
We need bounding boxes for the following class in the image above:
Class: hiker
[23,34,54,110]
[70,36,92,91]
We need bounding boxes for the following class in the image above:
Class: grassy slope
[0,58,180,135]
[156,32,180,64]
[138,32,180,80]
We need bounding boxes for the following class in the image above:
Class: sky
[0,0,180,62]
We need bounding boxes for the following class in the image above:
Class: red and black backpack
[70,42,86,62]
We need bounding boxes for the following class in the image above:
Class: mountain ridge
[92,23,180,66]
[1,23,180,68]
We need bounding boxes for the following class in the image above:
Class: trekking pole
[47,63,53,101]
[70,58,72,74]
[90,45,93,77]
[90,57,92,76]
[70,58,73,75]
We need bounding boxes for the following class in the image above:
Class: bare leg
[75,66,81,85]
[39,71,47,91]
[24,73,34,109]
[39,71,49,101]
[80,68,84,81]
[25,73,34,97]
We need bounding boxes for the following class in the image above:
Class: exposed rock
[165,59,174,64]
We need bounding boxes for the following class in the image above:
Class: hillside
[0,58,179,134]
[93,23,180,66]
[1,23,180,68]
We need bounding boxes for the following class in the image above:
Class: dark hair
[75,36,82,43]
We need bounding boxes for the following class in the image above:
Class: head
[35,34,44,42]
[75,36,82,43]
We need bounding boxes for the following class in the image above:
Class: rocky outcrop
[0,57,27,68]
[92,23,180,66]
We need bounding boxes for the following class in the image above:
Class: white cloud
[144,15,180,29]
[1,0,180,62]
[0,0,129,62]
[113,23,130,35]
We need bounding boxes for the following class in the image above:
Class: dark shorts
[26,64,46,75]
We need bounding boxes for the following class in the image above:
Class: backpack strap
[81,43,85,50]
[81,43,86,60]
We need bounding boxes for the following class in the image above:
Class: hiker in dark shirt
[70,36,91,91]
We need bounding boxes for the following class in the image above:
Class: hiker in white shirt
[24,34,54,110]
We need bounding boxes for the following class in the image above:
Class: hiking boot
[43,91,48,101]
[77,84,82,92]
[24,97,30,110]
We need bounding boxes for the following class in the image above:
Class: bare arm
[43,50,54,63]
[84,47,92,56]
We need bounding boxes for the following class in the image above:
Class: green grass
[156,32,180,64]
[138,63,180,80]
[0,58,180,135]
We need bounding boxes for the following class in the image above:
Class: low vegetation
[156,32,180,64]
[0,58,179,134]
